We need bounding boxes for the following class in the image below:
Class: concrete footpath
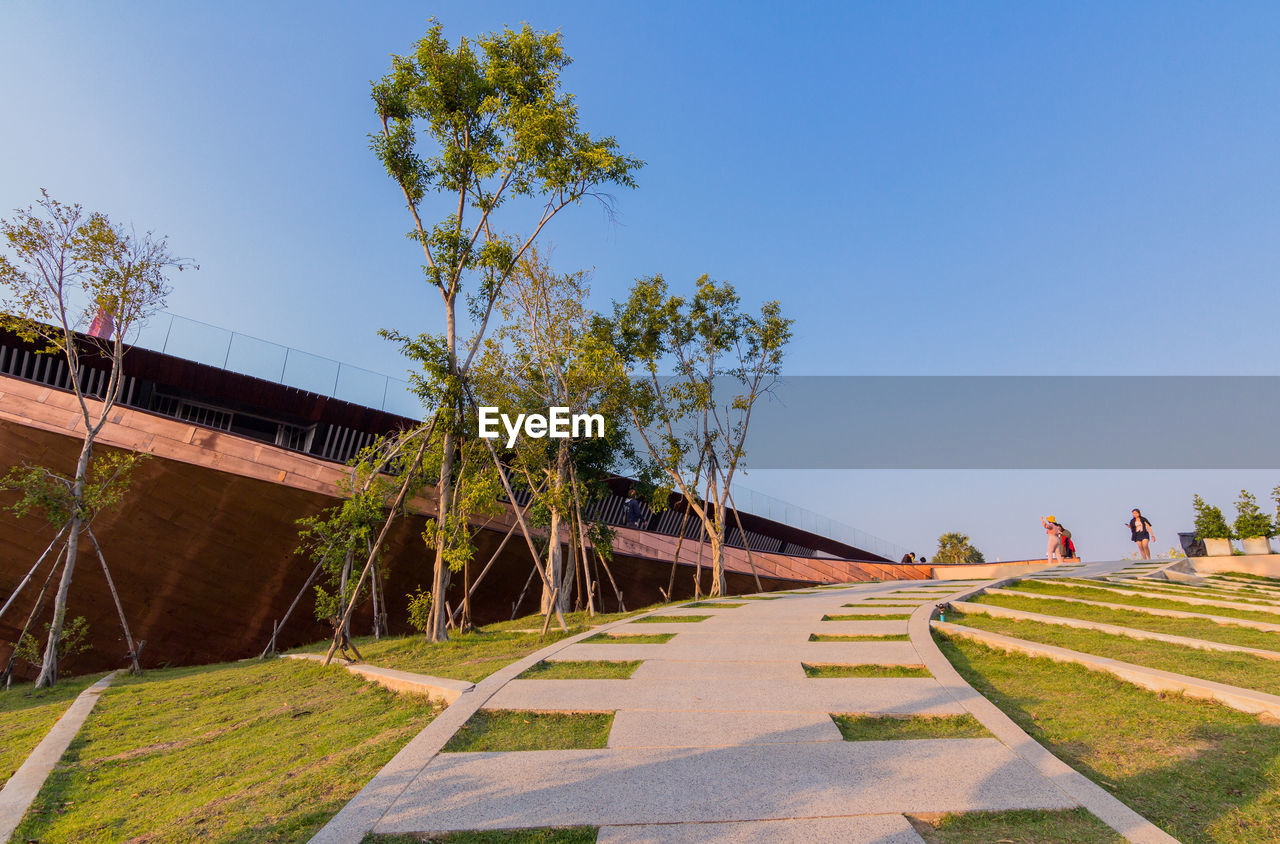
[314,573,1169,843]
[0,671,116,842]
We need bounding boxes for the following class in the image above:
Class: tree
[606,275,792,597]
[474,248,636,615]
[370,22,641,641]
[932,532,985,566]
[1233,489,1274,539]
[0,192,192,687]
[1192,494,1232,540]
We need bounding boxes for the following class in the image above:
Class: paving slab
[555,638,919,663]
[607,710,843,748]
[596,814,926,843]
[485,676,959,714]
[376,740,1074,833]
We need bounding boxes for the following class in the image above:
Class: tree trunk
[35,437,93,689]
[709,515,727,598]
[427,427,457,642]
[541,445,571,615]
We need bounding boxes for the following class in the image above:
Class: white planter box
[1203,537,1235,557]
[1240,536,1275,555]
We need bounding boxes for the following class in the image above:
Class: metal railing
[132,313,422,419]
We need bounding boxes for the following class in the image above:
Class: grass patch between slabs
[907,808,1124,843]
[849,601,920,607]
[1008,580,1280,625]
[582,632,675,644]
[832,713,989,740]
[970,592,1280,652]
[823,612,913,621]
[810,633,911,642]
[442,709,613,752]
[12,659,440,844]
[287,608,651,683]
[517,660,641,680]
[365,828,598,843]
[803,663,930,678]
[936,630,1280,843]
[631,614,710,624]
[948,612,1280,694]
[683,601,745,608]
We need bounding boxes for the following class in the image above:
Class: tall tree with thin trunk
[606,275,791,597]
[0,192,192,687]
[474,247,636,614]
[371,22,641,641]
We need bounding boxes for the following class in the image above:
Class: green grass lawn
[803,663,930,678]
[288,608,649,683]
[831,713,989,741]
[809,633,911,642]
[0,673,105,788]
[581,632,674,644]
[1063,579,1280,607]
[630,614,710,624]
[441,710,612,752]
[969,592,1280,652]
[908,808,1124,843]
[946,612,1280,694]
[1007,581,1280,625]
[682,601,745,608]
[12,659,439,844]
[936,631,1280,843]
[516,660,641,680]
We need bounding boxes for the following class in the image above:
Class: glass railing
[131,313,423,419]
[728,484,909,562]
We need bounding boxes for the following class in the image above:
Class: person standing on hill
[1042,515,1064,564]
[1128,508,1154,560]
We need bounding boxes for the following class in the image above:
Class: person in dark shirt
[1128,509,1154,560]
[623,489,646,529]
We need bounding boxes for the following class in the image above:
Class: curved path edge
[309,607,679,844]
[910,579,1177,844]
[0,670,118,843]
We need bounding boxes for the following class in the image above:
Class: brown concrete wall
[0,374,924,678]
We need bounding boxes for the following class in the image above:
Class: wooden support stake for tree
[324,435,429,666]
[511,562,539,620]
[567,467,596,617]
[724,488,763,593]
[539,587,560,638]
[260,556,325,659]
[479,436,567,633]
[2,543,66,689]
[594,548,625,612]
[0,522,70,623]
[85,528,141,675]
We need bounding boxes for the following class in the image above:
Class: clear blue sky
[3,1,1279,561]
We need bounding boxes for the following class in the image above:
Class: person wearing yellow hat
[1042,515,1064,564]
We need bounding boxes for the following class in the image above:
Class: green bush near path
[12,659,439,844]
[0,674,105,789]
[936,631,1280,843]
[949,612,1280,694]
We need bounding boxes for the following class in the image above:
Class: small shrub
[1193,494,1232,539]
[405,587,433,635]
[14,616,92,670]
[1233,489,1274,539]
